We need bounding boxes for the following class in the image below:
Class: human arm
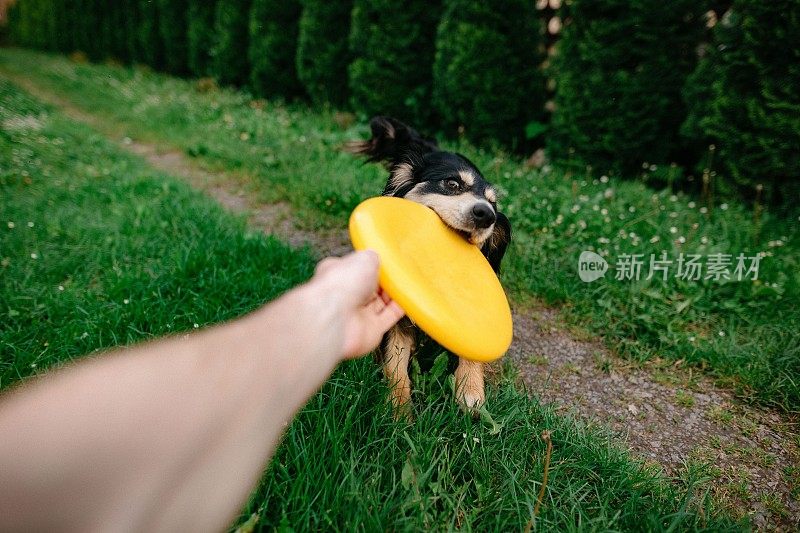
[0,250,403,532]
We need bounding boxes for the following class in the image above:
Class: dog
[348,116,511,416]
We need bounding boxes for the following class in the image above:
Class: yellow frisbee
[349,197,512,362]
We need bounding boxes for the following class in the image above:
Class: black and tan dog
[349,116,511,416]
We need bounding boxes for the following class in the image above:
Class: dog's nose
[472,203,496,228]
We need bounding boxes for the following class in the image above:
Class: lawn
[1,48,797,412]
[0,73,744,529]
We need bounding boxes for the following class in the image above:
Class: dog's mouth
[443,222,487,246]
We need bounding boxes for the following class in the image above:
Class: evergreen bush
[187,0,217,76]
[138,0,165,69]
[157,0,189,74]
[682,1,800,201]
[432,0,545,148]
[348,0,442,126]
[296,0,353,107]
[123,0,143,63]
[211,0,252,86]
[548,0,707,176]
[248,0,304,99]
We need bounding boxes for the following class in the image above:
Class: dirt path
[6,72,798,529]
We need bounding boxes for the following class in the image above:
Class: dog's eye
[444,179,461,192]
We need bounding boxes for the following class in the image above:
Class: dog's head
[348,116,511,272]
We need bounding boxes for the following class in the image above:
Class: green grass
[0,74,743,530]
[0,79,316,386]
[1,48,796,412]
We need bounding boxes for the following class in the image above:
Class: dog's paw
[455,388,485,417]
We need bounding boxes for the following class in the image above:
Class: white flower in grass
[688,336,696,343]
[700,236,709,244]
[669,212,678,218]
[700,207,708,214]
[57,285,64,291]
[123,299,130,305]
[660,205,666,211]
[720,203,728,210]
[677,236,686,244]
[600,175,609,183]
[598,237,610,244]
[718,331,725,337]
[669,227,678,234]
[592,204,599,211]
[649,235,660,244]
[603,188,614,199]
[603,217,611,224]
[27,221,34,228]
[629,206,636,213]
[688,201,696,208]
[7,222,14,229]
[571,204,581,213]
[193,323,200,329]
[30,253,38,260]
[670,195,678,202]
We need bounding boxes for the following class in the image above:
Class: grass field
[1,49,796,412]
[0,70,745,529]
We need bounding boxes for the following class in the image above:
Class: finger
[377,287,392,305]
[373,301,405,332]
[314,256,341,276]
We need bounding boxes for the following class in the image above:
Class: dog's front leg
[380,319,415,419]
[454,358,485,414]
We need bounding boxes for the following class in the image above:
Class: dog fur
[348,116,511,417]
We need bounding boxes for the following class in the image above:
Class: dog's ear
[346,116,438,168]
[481,212,511,273]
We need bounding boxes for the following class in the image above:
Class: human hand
[310,250,404,359]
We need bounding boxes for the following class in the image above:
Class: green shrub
[104,2,134,62]
[11,0,54,50]
[682,1,800,202]
[123,0,143,63]
[296,0,353,107]
[6,0,21,45]
[52,0,77,53]
[433,0,545,148]
[157,0,189,74]
[138,0,165,69]
[248,0,304,99]
[211,0,252,86]
[548,0,707,176]
[187,0,217,76]
[348,0,442,126]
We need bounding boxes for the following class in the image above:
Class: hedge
[296,0,353,107]
[211,0,252,86]
[348,0,442,127]
[157,0,189,75]
[433,0,546,148]
[548,0,707,176]
[248,0,304,99]
[137,0,165,69]
[187,0,217,76]
[682,1,800,201]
